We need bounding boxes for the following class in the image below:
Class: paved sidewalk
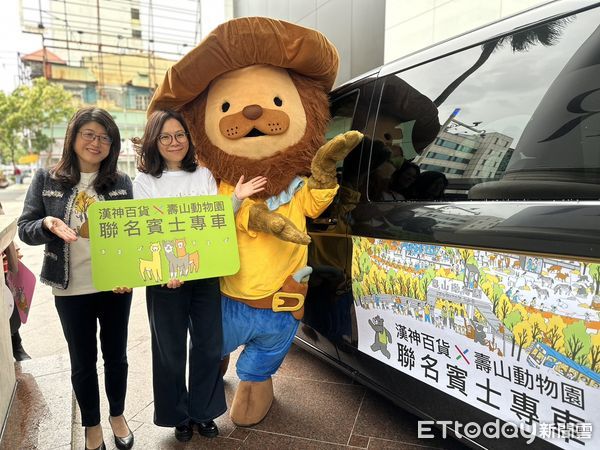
[1,182,468,449]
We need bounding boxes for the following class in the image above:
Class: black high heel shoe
[108,416,134,450]
[84,427,106,450]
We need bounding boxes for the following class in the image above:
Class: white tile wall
[384,0,549,63]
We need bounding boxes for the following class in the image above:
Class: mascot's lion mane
[181,71,330,198]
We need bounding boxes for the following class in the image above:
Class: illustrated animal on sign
[163,240,189,278]
[534,285,550,300]
[175,238,199,274]
[553,283,571,296]
[369,315,392,359]
[139,242,163,282]
[555,272,569,282]
[471,319,487,346]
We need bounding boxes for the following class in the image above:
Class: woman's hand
[43,216,78,243]
[166,279,184,289]
[113,287,132,294]
[234,175,267,201]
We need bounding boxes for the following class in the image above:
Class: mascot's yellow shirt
[219,180,338,300]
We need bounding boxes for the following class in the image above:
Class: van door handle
[311,218,337,225]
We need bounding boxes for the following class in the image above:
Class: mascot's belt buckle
[272,292,304,312]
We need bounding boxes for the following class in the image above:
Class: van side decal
[352,236,599,449]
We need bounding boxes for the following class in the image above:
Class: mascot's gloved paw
[249,204,311,245]
[230,378,274,427]
[308,130,364,189]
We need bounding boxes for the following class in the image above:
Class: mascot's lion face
[205,65,307,159]
[184,64,330,198]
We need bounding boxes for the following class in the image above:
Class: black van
[297,1,600,449]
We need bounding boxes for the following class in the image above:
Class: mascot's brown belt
[228,275,308,320]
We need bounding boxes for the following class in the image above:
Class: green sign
[88,195,239,290]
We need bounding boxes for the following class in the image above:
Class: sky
[0,1,42,93]
[0,0,227,94]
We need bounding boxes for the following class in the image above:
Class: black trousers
[9,305,21,335]
[55,291,132,426]
[7,271,21,336]
[146,278,226,427]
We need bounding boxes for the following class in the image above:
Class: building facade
[415,126,514,180]
[18,0,203,174]
[17,0,552,174]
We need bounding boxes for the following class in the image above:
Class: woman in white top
[133,110,265,442]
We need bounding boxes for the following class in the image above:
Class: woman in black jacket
[18,107,134,450]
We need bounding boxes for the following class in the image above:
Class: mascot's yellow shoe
[230,378,274,426]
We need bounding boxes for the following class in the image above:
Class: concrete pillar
[0,216,17,432]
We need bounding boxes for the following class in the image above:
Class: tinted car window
[372,8,600,201]
[326,82,376,197]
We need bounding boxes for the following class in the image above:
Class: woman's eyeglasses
[158,132,188,146]
[79,130,112,145]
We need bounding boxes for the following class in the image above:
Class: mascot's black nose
[242,104,263,120]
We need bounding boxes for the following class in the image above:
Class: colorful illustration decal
[352,236,600,449]
[88,195,239,290]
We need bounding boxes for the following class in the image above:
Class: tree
[513,321,533,361]
[563,321,591,365]
[433,18,569,107]
[359,251,372,277]
[0,78,74,164]
[496,296,513,322]
[457,249,474,272]
[588,333,600,372]
[352,281,364,300]
[418,267,436,300]
[527,313,546,344]
[503,309,522,357]
[512,304,528,321]
[580,261,590,276]
[589,264,600,296]
[481,280,506,315]
[545,316,565,352]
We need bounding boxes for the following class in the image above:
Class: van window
[326,91,359,141]
[371,8,600,201]
[326,83,376,196]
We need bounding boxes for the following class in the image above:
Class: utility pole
[148,0,155,91]
[96,0,104,101]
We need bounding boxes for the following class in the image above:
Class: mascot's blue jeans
[222,295,299,382]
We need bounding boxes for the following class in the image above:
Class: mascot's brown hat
[148,16,339,115]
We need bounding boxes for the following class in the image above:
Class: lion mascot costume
[147,17,362,426]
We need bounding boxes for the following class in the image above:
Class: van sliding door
[301,79,377,362]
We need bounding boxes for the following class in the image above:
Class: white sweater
[133,167,217,199]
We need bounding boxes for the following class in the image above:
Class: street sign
[18,154,39,164]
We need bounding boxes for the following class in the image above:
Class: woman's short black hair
[390,160,420,192]
[137,110,197,177]
[52,107,121,194]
